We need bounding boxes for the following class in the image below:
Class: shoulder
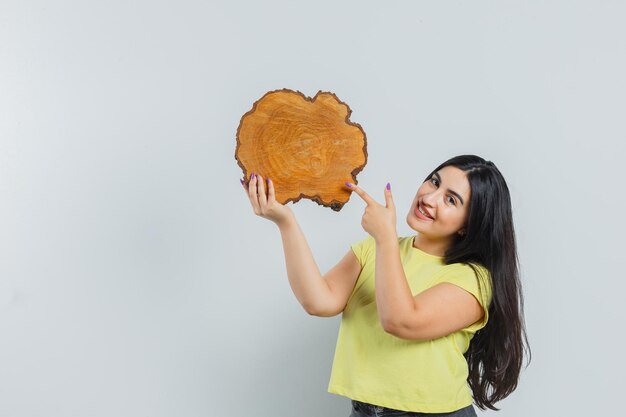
[349,235,375,265]
[350,235,413,265]
[351,235,412,250]
[436,262,493,305]
[397,235,415,247]
[441,262,490,281]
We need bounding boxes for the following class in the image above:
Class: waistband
[351,399,403,414]
[351,399,475,415]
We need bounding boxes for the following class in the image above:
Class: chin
[406,213,424,234]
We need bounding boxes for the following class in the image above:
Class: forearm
[374,237,416,329]
[277,215,331,314]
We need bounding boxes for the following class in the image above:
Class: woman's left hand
[346,182,397,243]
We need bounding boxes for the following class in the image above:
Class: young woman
[240,155,530,416]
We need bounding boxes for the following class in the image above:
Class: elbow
[381,317,400,335]
[381,321,410,339]
[302,300,323,317]
[303,301,341,317]
[381,318,428,341]
[302,301,319,316]
[302,302,325,317]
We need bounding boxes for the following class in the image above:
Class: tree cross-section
[235,89,368,211]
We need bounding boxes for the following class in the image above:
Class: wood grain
[235,89,367,211]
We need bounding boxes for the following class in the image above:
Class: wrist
[276,212,296,230]
[374,231,398,247]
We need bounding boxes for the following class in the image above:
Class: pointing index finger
[346,182,374,205]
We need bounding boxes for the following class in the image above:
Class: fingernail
[345,182,353,188]
[386,182,391,190]
[267,178,271,183]
[240,179,244,185]
[251,173,255,180]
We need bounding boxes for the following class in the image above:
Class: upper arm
[387,283,485,340]
[310,250,362,317]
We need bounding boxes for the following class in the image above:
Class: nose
[421,192,435,207]
[422,189,443,207]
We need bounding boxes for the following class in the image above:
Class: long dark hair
[425,155,531,411]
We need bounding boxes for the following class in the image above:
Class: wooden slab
[235,89,367,211]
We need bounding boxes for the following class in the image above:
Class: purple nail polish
[240,179,244,185]
[345,182,352,188]
[386,183,391,190]
[251,173,255,180]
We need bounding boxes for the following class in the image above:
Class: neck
[413,234,450,257]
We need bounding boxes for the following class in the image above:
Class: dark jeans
[349,400,478,417]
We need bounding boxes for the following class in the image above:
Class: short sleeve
[435,263,493,333]
[349,235,376,268]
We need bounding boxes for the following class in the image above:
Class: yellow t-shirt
[327,235,492,413]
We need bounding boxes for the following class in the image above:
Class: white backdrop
[1,1,624,416]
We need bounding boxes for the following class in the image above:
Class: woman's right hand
[241,173,294,226]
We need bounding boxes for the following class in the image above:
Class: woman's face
[406,165,471,241]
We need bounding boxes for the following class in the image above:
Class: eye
[447,195,457,206]
[430,177,439,186]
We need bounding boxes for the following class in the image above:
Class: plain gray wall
[1,0,624,416]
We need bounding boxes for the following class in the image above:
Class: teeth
[418,204,432,219]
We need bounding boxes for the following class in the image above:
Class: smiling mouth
[415,203,434,220]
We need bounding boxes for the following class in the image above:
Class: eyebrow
[433,172,465,206]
